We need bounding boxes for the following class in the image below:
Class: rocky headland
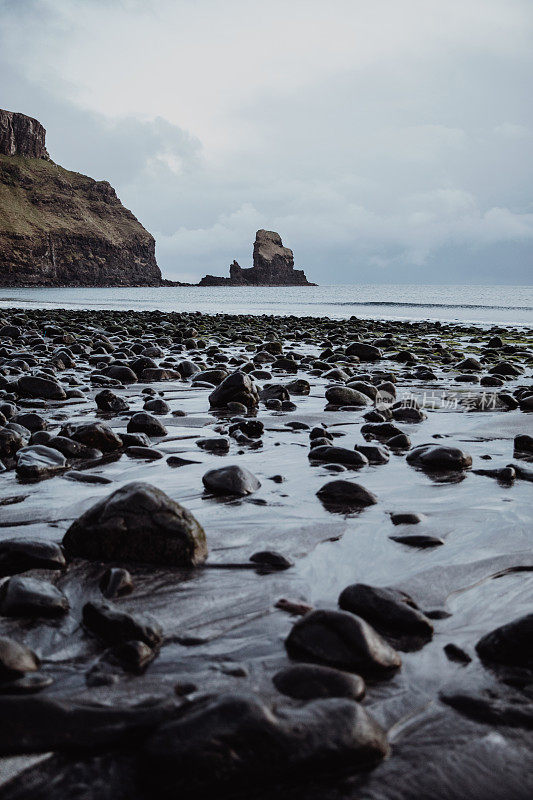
[0,307,531,798]
[0,109,162,287]
[199,229,315,286]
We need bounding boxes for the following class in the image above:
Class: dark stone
[514,434,533,456]
[62,481,207,567]
[127,412,167,437]
[406,443,472,471]
[476,614,533,668]
[273,664,365,701]
[82,600,162,648]
[390,534,444,548]
[317,480,377,510]
[99,567,134,598]
[68,422,123,452]
[16,375,66,400]
[13,412,46,432]
[345,342,382,361]
[338,584,433,650]
[285,609,401,677]
[15,445,66,481]
[0,538,66,577]
[249,551,293,570]
[143,693,388,795]
[197,436,230,453]
[126,446,164,460]
[202,464,260,496]
[390,512,425,525]
[0,636,40,680]
[95,389,129,413]
[444,643,472,664]
[386,433,411,449]
[325,386,370,406]
[0,428,25,460]
[353,444,390,464]
[143,398,170,414]
[0,576,69,617]
[361,422,404,440]
[209,372,259,410]
[309,446,368,467]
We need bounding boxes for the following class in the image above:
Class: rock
[95,389,129,413]
[16,375,66,400]
[0,637,40,680]
[0,538,66,577]
[488,361,522,377]
[121,432,151,447]
[325,386,370,406]
[361,422,404,440]
[338,584,433,650]
[82,600,162,648]
[345,342,382,361]
[406,443,472,471]
[68,422,123,452]
[15,445,66,481]
[308,446,369,468]
[249,551,293,570]
[286,378,310,395]
[0,110,163,288]
[143,398,170,414]
[13,412,46,432]
[273,664,365,701]
[390,512,425,525]
[143,693,388,794]
[63,470,113,484]
[473,466,516,483]
[476,614,533,668]
[0,694,178,754]
[259,383,290,402]
[390,534,444,548]
[456,357,482,371]
[0,576,69,617]
[286,609,401,676]
[99,567,134,598]
[48,435,101,460]
[62,482,207,567]
[106,639,156,672]
[199,229,315,286]
[0,428,25,460]
[392,405,426,423]
[127,412,167,437]
[103,365,137,384]
[126,445,164,460]
[275,597,313,616]
[444,643,472,664]
[202,465,261,496]
[386,432,411,449]
[353,444,390,464]
[317,480,378,510]
[209,372,259,409]
[514,434,533,456]
[196,436,230,453]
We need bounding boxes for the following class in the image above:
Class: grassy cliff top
[0,155,153,246]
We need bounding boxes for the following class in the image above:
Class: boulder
[273,664,365,701]
[202,465,261,496]
[209,372,259,410]
[476,614,533,668]
[0,576,69,617]
[62,482,207,567]
[406,443,472,471]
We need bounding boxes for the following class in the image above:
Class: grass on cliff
[0,155,152,245]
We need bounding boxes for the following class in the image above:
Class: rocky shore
[0,307,531,799]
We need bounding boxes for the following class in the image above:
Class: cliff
[199,229,315,286]
[0,109,162,286]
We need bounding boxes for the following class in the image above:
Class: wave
[310,301,533,311]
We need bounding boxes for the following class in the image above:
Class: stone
[127,412,167,437]
[308,446,369,468]
[0,428,25,460]
[361,422,404,440]
[202,465,261,496]
[389,534,444,548]
[390,512,425,525]
[273,664,365,701]
[95,389,129,413]
[406,443,472,471]
[196,436,230,453]
[325,386,370,406]
[82,600,162,648]
[345,342,382,361]
[62,482,207,567]
[0,637,40,680]
[353,444,390,464]
[0,576,69,617]
[99,567,134,598]
[476,613,533,668]
[249,551,293,570]
[68,422,123,452]
[0,538,66,577]
[16,375,66,400]
[209,372,259,410]
[338,584,433,649]
[514,434,533,456]
[317,480,377,510]
[143,693,388,794]
[285,609,401,677]
[15,444,66,481]
[143,398,170,415]
[13,412,46,432]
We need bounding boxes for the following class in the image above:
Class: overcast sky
[1,0,532,283]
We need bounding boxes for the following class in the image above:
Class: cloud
[1,0,532,283]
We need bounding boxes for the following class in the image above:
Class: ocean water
[0,284,532,326]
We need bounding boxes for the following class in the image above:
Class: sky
[1,0,532,284]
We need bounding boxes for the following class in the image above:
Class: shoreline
[0,306,532,798]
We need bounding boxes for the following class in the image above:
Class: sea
[0,284,532,326]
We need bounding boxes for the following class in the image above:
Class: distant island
[0,109,316,288]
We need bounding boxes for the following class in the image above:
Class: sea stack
[199,229,316,286]
[0,108,163,287]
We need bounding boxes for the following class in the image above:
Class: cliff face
[0,109,162,287]
[199,229,315,286]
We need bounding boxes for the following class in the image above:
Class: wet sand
[0,308,531,799]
